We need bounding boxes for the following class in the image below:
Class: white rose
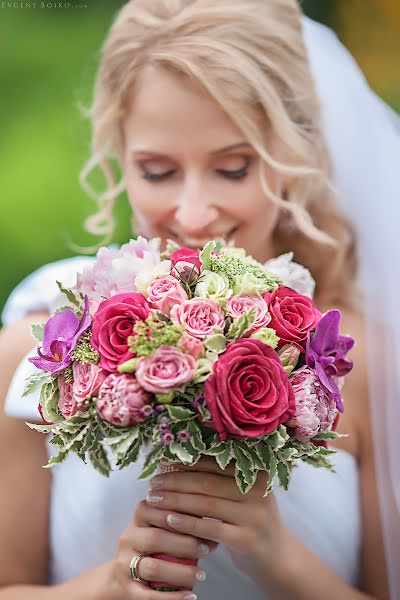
[233,272,270,296]
[194,270,232,301]
[134,260,172,294]
[264,252,315,298]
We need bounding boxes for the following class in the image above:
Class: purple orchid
[29,295,91,375]
[305,309,355,413]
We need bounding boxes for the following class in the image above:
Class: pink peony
[287,366,338,441]
[227,295,271,333]
[91,292,151,372]
[135,346,196,393]
[170,298,225,339]
[72,362,107,404]
[58,377,79,418]
[96,373,152,426]
[263,286,321,350]
[77,237,162,312]
[177,332,204,360]
[147,275,189,316]
[204,338,295,440]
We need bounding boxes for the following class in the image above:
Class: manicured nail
[197,543,209,556]
[167,513,183,526]
[195,569,207,582]
[183,594,197,600]
[146,493,164,504]
[149,475,164,489]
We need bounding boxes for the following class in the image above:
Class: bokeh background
[1,0,399,321]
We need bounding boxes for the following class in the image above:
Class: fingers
[149,471,246,502]
[164,511,257,551]
[146,490,244,525]
[129,579,198,600]
[174,456,236,477]
[131,554,207,590]
[133,500,219,553]
[128,516,212,560]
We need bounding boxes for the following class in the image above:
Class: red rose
[170,247,201,270]
[204,338,295,440]
[263,286,321,350]
[91,293,151,372]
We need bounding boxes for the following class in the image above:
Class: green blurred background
[1,0,399,322]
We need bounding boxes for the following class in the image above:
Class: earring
[277,208,297,234]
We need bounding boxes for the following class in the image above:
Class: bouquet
[23,237,354,592]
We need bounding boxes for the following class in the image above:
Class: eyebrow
[130,142,251,157]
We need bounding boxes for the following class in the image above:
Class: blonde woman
[1,1,399,599]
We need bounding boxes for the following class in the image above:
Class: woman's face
[122,65,282,263]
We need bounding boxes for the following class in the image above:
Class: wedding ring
[129,553,147,582]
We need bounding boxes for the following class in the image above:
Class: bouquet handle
[149,460,199,592]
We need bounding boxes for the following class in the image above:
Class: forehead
[123,65,243,153]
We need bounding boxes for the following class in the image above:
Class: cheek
[125,175,171,229]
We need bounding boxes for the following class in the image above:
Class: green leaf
[138,460,160,481]
[313,431,349,440]
[234,466,253,494]
[200,241,215,271]
[215,444,233,470]
[226,308,257,340]
[187,421,206,452]
[43,449,68,468]
[277,461,290,490]
[170,442,195,464]
[232,442,254,487]
[242,443,264,470]
[204,334,227,354]
[56,281,81,307]
[89,444,111,477]
[166,405,195,422]
[258,444,278,495]
[117,439,142,468]
[30,322,45,343]
[22,372,52,397]
[40,380,63,424]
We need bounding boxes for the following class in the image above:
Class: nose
[174,178,219,234]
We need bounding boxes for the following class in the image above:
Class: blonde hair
[80,0,358,310]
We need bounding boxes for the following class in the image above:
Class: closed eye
[141,157,253,182]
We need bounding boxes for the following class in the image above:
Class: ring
[129,553,148,582]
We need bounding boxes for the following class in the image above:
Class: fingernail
[149,475,164,489]
[146,493,164,504]
[183,594,197,600]
[167,513,183,526]
[198,543,209,556]
[196,569,207,582]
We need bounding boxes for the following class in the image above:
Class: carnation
[96,373,152,426]
[287,366,338,441]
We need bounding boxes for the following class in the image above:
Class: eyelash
[141,158,252,182]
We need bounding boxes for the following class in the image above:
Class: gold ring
[129,553,147,582]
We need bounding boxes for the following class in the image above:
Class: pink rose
[96,373,152,426]
[91,292,151,372]
[263,286,321,350]
[170,298,225,339]
[136,346,196,393]
[147,275,189,316]
[72,362,106,404]
[170,247,201,270]
[287,366,337,441]
[58,377,79,418]
[227,295,271,334]
[204,338,295,440]
[177,332,204,360]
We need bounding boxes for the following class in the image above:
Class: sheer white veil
[302,16,400,599]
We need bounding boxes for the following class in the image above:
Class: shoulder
[1,255,95,328]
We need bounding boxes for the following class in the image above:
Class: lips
[168,226,238,249]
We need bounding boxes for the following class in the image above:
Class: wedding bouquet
[23,237,354,591]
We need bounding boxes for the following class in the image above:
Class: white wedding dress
[2,257,362,597]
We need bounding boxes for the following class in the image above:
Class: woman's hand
[101,493,217,600]
[145,457,288,593]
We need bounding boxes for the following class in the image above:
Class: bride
[0,1,398,598]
